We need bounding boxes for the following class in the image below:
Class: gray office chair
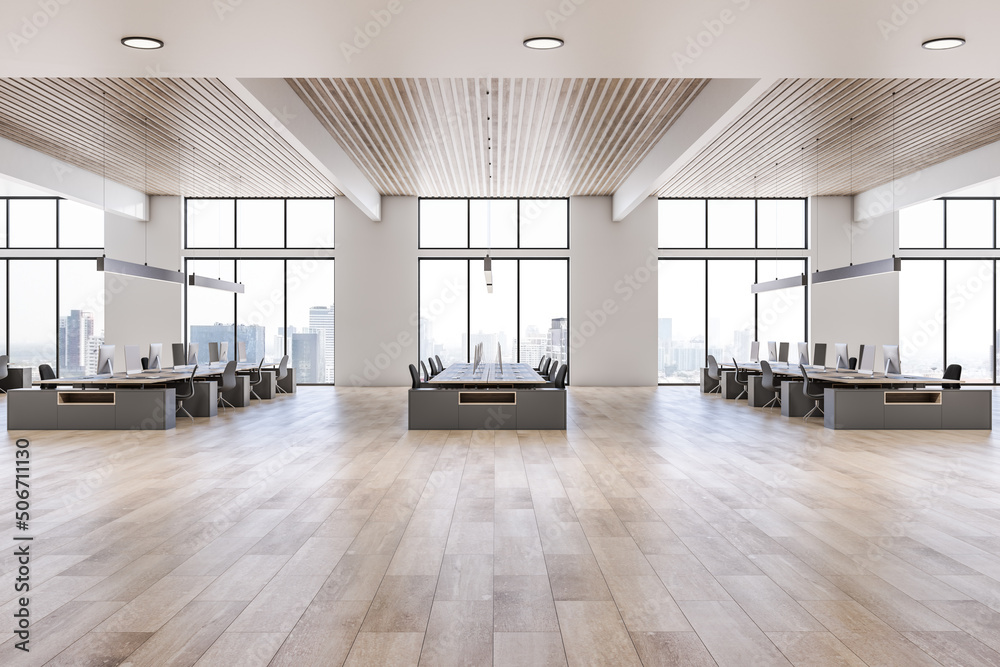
[420,360,431,382]
[249,358,266,401]
[175,364,198,422]
[409,364,421,389]
[799,364,824,420]
[0,355,8,394]
[760,360,781,409]
[942,364,962,390]
[706,355,723,394]
[275,355,290,394]
[217,360,237,412]
[732,357,748,400]
[553,364,568,389]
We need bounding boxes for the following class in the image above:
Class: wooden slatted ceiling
[288,78,708,197]
[658,78,1000,198]
[0,78,341,198]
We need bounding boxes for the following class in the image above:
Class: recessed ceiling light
[921,37,965,50]
[523,37,564,50]
[121,36,164,50]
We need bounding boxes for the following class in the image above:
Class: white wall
[810,196,898,370]
[569,196,658,386]
[335,196,418,386]
[103,196,185,369]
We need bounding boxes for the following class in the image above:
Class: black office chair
[553,364,568,389]
[849,357,858,370]
[732,357,748,400]
[249,358,266,401]
[426,358,437,377]
[539,358,551,379]
[140,357,149,370]
[175,364,198,422]
[706,355,723,394]
[409,364,421,389]
[0,354,8,394]
[760,360,780,409]
[217,360,237,412]
[535,355,548,372]
[420,360,431,382]
[942,364,962,390]
[275,355,290,394]
[435,355,444,374]
[799,364,824,420]
[38,363,56,390]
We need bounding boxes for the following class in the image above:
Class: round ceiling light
[121,36,164,50]
[921,37,965,50]
[523,37,564,50]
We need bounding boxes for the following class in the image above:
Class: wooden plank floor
[1,386,999,666]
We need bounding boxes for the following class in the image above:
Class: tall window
[899,198,998,249]
[418,259,568,368]
[419,198,569,249]
[186,198,335,249]
[659,198,807,249]
[657,258,807,383]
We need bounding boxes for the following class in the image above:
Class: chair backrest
[732,358,747,382]
[540,358,551,376]
[760,359,777,392]
[537,355,548,370]
[0,354,8,381]
[177,364,198,400]
[408,364,420,389]
[943,364,962,388]
[435,355,444,373]
[707,354,720,379]
[553,363,568,389]
[420,360,431,381]
[38,363,56,381]
[798,364,815,396]
[277,354,289,381]
[250,358,265,385]
[141,356,149,370]
[220,360,237,392]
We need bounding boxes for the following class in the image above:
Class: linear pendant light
[99,257,185,284]
[189,273,245,293]
[750,160,807,293]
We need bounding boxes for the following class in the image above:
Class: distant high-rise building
[658,318,673,379]
[291,330,324,383]
[548,318,568,365]
[308,305,335,383]
[59,309,97,376]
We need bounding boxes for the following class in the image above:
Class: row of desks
[721,361,950,386]
[427,362,548,386]
[37,362,274,387]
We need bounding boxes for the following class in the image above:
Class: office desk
[428,363,548,386]
[8,387,175,430]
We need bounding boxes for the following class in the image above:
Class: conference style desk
[410,362,566,430]
[710,361,991,430]
[7,362,288,431]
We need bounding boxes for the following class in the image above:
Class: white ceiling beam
[612,78,775,222]
[226,78,381,221]
[854,138,1000,222]
[0,136,147,220]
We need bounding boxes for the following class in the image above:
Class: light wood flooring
[2,386,1000,666]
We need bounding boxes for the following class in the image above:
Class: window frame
[2,196,106,251]
[418,197,571,251]
[899,197,999,250]
[184,197,336,251]
[658,197,808,251]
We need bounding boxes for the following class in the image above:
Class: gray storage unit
[7,388,176,430]
[824,388,885,430]
[116,389,175,430]
[255,371,277,399]
[942,389,992,429]
[780,381,815,418]
[58,391,116,429]
[222,376,251,408]
[720,371,742,399]
[181,381,218,418]
[516,390,567,429]
[824,388,991,430]
[408,388,566,430]
[7,389,57,430]
[748,376,775,408]
[277,368,296,394]
[409,389,459,430]
[699,368,719,393]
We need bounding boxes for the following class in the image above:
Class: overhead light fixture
[751,274,808,293]
[189,273,245,294]
[98,257,185,285]
[811,257,901,284]
[921,37,965,50]
[484,255,493,293]
[122,36,164,49]
[523,37,564,50]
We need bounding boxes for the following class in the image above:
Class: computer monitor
[778,342,789,363]
[209,342,220,365]
[797,342,809,366]
[750,341,760,363]
[767,341,777,362]
[148,343,162,370]
[237,341,247,363]
[124,345,143,375]
[171,343,186,368]
[883,344,901,375]
[187,342,199,365]
[834,343,850,370]
[859,344,876,375]
[813,343,827,368]
[219,341,229,363]
[497,342,503,372]
[96,344,115,375]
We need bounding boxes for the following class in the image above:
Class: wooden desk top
[428,362,547,386]
[722,361,957,386]
[36,362,277,387]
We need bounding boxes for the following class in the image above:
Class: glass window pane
[420,260,468,365]
[946,200,993,248]
[0,201,6,247]
[237,260,285,366]
[708,260,755,365]
[420,200,468,248]
[757,199,806,248]
[946,259,993,382]
[287,259,335,383]
[9,199,56,247]
[58,200,104,248]
[186,199,234,248]
[708,200,755,248]
[520,199,569,248]
[187,259,235,366]
[287,199,335,248]
[658,260,705,383]
[899,199,944,248]
[470,200,517,248]
[900,260,944,377]
[236,199,284,248]
[470,258,517,363]
[658,199,706,248]
[519,260,568,368]
[58,260,105,377]
[757,259,807,358]
[9,260,56,374]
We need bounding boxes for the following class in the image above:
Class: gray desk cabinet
[699,368,719,393]
[7,388,175,430]
[720,371,742,399]
[255,371,277,399]
[277,368,296,394]
[115,389,175,429]
[516,390,567,429]
[409,389,459,430]
[181,381,218,418]
[408,388,567,430]
[780,381,814,418]
[748,376,775,407]
[0,368,32,391]
[459,404,516,430]
[222,376,251,408]
[824,388,991,430]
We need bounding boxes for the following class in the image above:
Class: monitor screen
[209,342,220,364]
[124,345,143,375]
[750,341,760,363]
[883,344,901,375]
[171,343,185,368]
[813,343,827,368]
[834,343,849,370]
[219,342,228,363]
[797,342,809,366]
[96,344,115,375]
[778,342,789,363]
[148,343,162,370]
[187,342,199,365]
[859,344,876,374]
[767,341,777,362]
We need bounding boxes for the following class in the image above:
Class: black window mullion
[704,259,709,367]
[54,260,60,377]
[943,259,948,371]
[516,259,521,363]
[466,259,471,363]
